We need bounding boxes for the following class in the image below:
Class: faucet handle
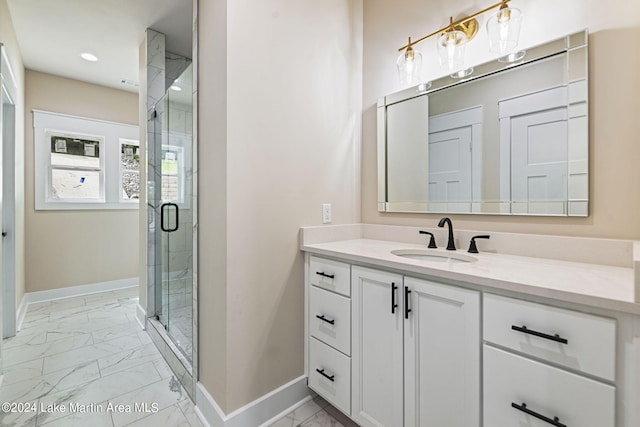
[418,230,437,248]
[468,235,490,253]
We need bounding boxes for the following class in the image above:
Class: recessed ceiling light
[80,52,98,62]
[169,85,182,92]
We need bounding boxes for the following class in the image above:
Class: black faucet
[438,217,456,250]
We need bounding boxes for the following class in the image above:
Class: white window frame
[34,110,139,210]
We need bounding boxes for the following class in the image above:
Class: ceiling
[6,0,192,93]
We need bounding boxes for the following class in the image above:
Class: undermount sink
[391,249,477,263]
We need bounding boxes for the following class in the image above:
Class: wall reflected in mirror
[378,30,588,216]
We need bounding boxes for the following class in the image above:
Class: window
[120,139,140,202]
[48,133,104,202]
[161,145,184,203]
[34,110,139,210]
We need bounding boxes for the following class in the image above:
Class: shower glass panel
[154,64,193,364]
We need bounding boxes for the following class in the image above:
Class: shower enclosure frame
[144,9,198,401]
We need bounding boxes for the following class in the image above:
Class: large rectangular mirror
[378,30,588,216]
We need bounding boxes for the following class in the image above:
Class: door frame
[1,44,18,338]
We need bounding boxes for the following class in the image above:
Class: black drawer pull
[391,282,398,314]
[315,314,335,325]
[511,402,567,427]
[316,368,335,382]
[511,325,568,344]
[404,286,412,319]
[315,271,335,279]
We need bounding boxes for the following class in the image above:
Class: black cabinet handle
[511,325,568,344]
[316,368,335,382]
[315,271,335,279]
[511,402,567,427]
[404,286,412,319]
[315,314,335,325]
[391,282,398,314]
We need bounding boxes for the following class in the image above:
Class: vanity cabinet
[306,254,627,427]
[337,262,480,427]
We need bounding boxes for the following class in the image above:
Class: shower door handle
[160,203,179,232]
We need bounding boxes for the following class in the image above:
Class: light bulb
[446,34,457,70]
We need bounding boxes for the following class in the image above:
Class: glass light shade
[437,30,467,72]
[450,67,474,79]
[486,7,523,55]
[397,48,423,86]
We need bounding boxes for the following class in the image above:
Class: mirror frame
[377,30,589,216]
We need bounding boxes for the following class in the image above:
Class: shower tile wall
[166,52,191,89]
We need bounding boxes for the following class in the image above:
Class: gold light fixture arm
[398,0,510,52]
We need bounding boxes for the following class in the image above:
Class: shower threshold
[147,316,194,400]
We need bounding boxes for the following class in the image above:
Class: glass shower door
[157,64,194,363]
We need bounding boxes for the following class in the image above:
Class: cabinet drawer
[309,337,351,415]
[484,293,616,381]
[484,345,615,427]
[309,286,351,355]
[309,256,350,297]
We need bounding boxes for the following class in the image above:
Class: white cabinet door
[404,277,480,427]
[352,266,404,427]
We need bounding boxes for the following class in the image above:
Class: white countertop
[301,237,639,315]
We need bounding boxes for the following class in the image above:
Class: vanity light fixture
[80,52,98,62]
[397,37,423,87]
[396,0,522,85]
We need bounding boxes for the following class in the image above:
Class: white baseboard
[195,376,310,427]
[195,382,225,427]
[16,278,139,330]
[136,303,146,330]
[22,278,138,306]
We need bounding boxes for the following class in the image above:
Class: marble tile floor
[0,287,203,427]
[1,286,357,427]
[269,395,360,427]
